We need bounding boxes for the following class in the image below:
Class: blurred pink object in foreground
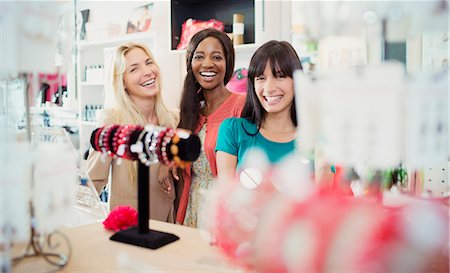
[205,168,449,273]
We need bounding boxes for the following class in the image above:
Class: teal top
[216,117,295,168]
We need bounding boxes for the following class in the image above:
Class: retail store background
[0,1,448,272]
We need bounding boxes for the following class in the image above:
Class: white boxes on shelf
[85,65,104,84]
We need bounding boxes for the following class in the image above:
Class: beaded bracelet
[116,125,135,159]
[101,125,112,155]
[127,125,143,160]
[160,128,176,165]
[130,128,150,166]
[93,128,103,151]
[104,125,120,157]
[143,125,158,164]
[113,126,125,157]
[101,125,114,156]
[151,126,167,163]
[111,125,122,156]
[155,128,170,163]
[172,129,192,168]
[170,133,183,166]
[98,126,110,155]
[144,131,158,164]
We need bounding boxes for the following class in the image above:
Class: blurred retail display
[204,154,449,273]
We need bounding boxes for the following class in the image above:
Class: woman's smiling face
[254,60,294,116]
[191,36,226,91]
[123,47,160,100]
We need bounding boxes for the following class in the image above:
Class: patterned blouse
[183,123,214,228]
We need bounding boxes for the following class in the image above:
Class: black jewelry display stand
[109,161,179,249]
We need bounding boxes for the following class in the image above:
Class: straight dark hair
[178,28,235,131]
[241,40,302,134]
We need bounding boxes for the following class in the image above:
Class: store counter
[12,220,237,273]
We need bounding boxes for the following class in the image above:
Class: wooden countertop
[12,220,238,273]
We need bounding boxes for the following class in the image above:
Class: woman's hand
[158,164,179,194]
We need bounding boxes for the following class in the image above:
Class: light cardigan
[176,92,246,224]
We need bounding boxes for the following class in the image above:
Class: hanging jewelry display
[9,75,74,273]
[91,124,201,168]
[90,124,201,249]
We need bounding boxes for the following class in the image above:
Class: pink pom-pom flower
[103,205,138,231]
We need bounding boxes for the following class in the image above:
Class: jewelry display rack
[109,161,180,249]
[90,125,201,249]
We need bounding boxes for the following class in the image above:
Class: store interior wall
[2,0,447,156]
[23,1,447,111]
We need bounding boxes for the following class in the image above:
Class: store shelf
[170,0,255,50]
[78,31,156,50]
[31,106,78,118]
[80,82,103,87]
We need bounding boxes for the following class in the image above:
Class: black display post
[109,161,179,249]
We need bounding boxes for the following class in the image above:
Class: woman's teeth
[265,95,282,103]
[200,71,217,78]
[141,79,155,86]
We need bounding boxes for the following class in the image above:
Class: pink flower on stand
[103,206,138,231]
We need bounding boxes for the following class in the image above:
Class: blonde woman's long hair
[103,42,179,185]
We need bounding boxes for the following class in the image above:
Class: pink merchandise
[176,19,224,50]
[226,68,248,94]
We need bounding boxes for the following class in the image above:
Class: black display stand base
[110,226,179,249]
[108,162,179,249]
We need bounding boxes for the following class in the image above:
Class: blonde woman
[87,42,179,223]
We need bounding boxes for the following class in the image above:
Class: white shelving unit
[77,32,156,157]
